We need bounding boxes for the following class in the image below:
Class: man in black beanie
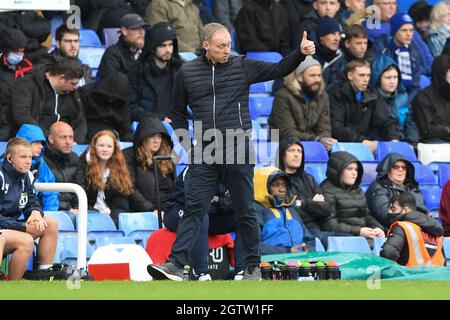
[408,0,433,42]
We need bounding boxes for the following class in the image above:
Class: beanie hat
[390,12,414,36]
[408,0,432,23]
[316,16,342,39]
[295,56,322,75]
[0,27,28,52]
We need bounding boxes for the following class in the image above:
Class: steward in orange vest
[381,193,446,267]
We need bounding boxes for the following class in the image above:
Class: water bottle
[182,265,191,281]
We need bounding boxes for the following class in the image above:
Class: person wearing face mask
[0,27,33,141]
[320,151,385,240]
[123,117,174,212]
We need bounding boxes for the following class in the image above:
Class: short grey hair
[202,23,229,42]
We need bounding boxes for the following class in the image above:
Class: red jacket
[439,180,450,236]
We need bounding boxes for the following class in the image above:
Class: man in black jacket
[43,121,82,216]
[11,57,87,143]
[147,22,316,281]
[97,13,147,79]
[0,138,58,280]
[381,193,446,267]
[128,22,183,122]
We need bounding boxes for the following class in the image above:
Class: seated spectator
[408,0,433,43]
[124,117,174,212]
[427,1,450,58]
[48,24,93,87]
[338,0,366,22]
[411,54,450,143]
[78,130,132,227]
[381,193,445,267]
[0,137,58,280]
[163,167,238,280]
[439,179,450,237]
[269,56,337,150]
[43,121,82,214]
[320,151,385,239]
[254,166,316,254]
[11,57,87,143]
[16,124,58,211]
[212,0,243,33]
[128,22,183,122]
[234,0,290,55]
[97,0,134,32]
[298,0,342,50]
[366,153,428,227]
[369,55,419,144]
[280,0,314,50]
[371,12,427,100]
[0,28,32,141]
[342,24,375,65]
[329,59,401,154]
[145,0,203,52]
[98,13,147,79]
[276,138,350,248]
[79,71,132,142]
[313,16,345,89]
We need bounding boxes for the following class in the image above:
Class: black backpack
[23,264,92,281]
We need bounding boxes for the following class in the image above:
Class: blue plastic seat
[249,96,273,120]
[250,81,273,95]
[419,74,431,89]
[0,141,8,155]
[44,211,75,231]
[376,141,417,162]
[304,163,327,184]
[421,185,442,210]
[331,143,375,162]
[76,212,117,232]
[251,118,270,141]
[71,144,88,156]
[79,29,102,47]
[54,231,79,264]
[315,237,325,252]
[361,162,378,186]
[327,236,372,254]
[444,237,450,265]
[118,212,160,236]
[179,52,197,61]
[253,140,279,165]
[95,235,135,248]
[118,141,133,150]
[128,230,153,248]
[102,28,120,47]
[413,163,437,185]
[438,164,450,187]
[78,46,105,69]
[87,231,124,257]
[246,51,283,63]
[372,237,387,256]
[301,141,329,162]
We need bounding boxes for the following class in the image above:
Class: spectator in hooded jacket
[79,71,133,142]
[15,124,58,212]
[11,57,87,143]
[269,56,337,150]
[381,192,445,267]
[234,0,290,55]
[0,138,58,280]
[78,130,132,227]
[427,1,450,58]
[145,0,203,52]
[98,13,147,79]
[253,166,316,254]
[320,151,385,239]
[329,59,401,154]
[366,153,428,228]
[128,22,183,122]
[123,117,174,212]
[412,55,450,143]
[0,27,32,141]
[370,55,419,144]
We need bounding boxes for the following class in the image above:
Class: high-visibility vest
[387,221,445,267]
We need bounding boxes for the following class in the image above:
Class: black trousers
[169,163,261,268]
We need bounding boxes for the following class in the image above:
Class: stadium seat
[372,237,387,256]
[128,231,153,248]
[102,28,120,47]
[304,162,327,184]
[95,235,135,248]
[252,118,270,141]
[419,75,431,89]
[331,143,375,162]
[249,81,274,95]
[77,212,117,232]
[79,29,102,47]
[72,144,88,156]
[118,212,160,237]
[78,46,105,70]
[301,141,329,162]
[119,141,133,150]
[253,140,279,165]
[0,141,7,155]
[249,96,273,120]
[315,237,325,252]
[376,141,417,162]
[421,185,442,210]
[361,162,378,186]
[417,143,450,167]
[444,237,450,265]
[438,164,450,187]
[327,236,372,254]
[179,52,197,61]
[413,163,437,185]
[246,51,283,63]
[176,164,187,176]
[44,211,75,231]
[54,231,79,264]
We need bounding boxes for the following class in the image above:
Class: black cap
[0,27,28,51]
[121,13,148,29]
[408,0,432,23]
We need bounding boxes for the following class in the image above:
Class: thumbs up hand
[300,31,316,56]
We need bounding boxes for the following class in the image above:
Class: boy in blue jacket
[0,138,58,280]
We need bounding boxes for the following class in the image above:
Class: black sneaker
[243,265,262,281]
[147,262,183,281]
